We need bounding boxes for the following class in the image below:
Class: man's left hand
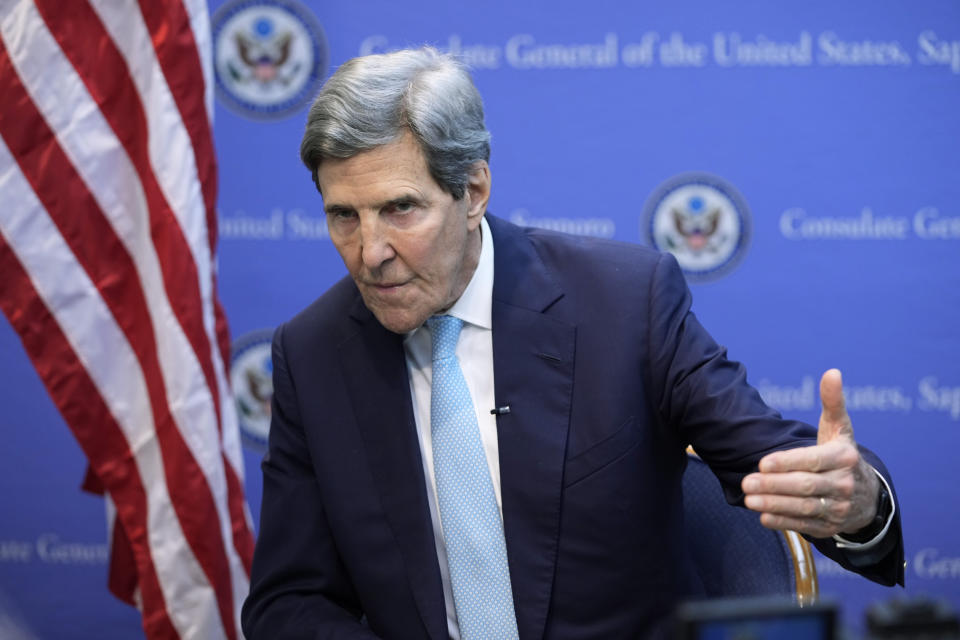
[741,368,880,538]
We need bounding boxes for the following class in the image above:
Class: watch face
[878,485,892,520]
[872,486,893,535]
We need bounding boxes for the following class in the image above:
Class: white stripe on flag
[180,0,215,123]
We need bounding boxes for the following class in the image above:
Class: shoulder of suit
[519,223,666,284]
[281,274,359,347]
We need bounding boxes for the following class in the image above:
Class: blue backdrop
[1,1,958,637]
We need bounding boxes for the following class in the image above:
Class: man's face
[317,132,489,334]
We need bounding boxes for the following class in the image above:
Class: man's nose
[359,215,396,269]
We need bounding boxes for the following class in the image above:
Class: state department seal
[642,173,752,282]
[212,0,328,120]
[230,328,275,454]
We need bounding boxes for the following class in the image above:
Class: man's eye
[389,201,414,214]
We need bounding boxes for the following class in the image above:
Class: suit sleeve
[644,251,904,587]
[241,323,381,639]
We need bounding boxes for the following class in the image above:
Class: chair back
[682,453,818,606]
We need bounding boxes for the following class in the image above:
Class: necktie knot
[427,315,463,362]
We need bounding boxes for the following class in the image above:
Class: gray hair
[300,47,491,200]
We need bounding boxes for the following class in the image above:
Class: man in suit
[242,47,903,639]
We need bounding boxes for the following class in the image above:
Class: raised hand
[741,369,880,538]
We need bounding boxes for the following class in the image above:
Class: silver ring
[819,496,828,517]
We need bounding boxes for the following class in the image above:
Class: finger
[757,512,841,538]
[757,440,859,473]
[818,368,854,445]
[744,492,852,521]
[741,470,854,499]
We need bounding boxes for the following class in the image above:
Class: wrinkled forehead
[311,128,420,192]
[316,133,441,210]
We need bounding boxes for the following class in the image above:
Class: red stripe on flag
[0,32,237,640]
[137,0,233,382]
[225,454,255,574]
[108,506,140,607]
[0,235,179,640]
[138,0,218,258]
[139,0,254,574]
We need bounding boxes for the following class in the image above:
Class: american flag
[0,1,254,638]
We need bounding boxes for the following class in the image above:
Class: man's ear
[464,161,491,231]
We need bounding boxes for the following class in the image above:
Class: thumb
[818,368,854,445]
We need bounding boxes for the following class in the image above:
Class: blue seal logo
[642,173,752,282]
[212,0,328,120]
[230,329,274,453]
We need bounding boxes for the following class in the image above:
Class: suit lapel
[488,216,576,640]
[338,301,447,640]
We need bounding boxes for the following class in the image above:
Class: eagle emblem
[230,329,276,454]
[671,196,724,253]
[643,173,752,282]
[212,0,328,120]
[229,19,298,87]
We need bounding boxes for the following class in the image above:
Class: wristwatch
[841,482,892,543]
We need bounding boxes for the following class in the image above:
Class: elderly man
[242,47,902,639]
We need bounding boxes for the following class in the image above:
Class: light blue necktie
[428,315,519,640]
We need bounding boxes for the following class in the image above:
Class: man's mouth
[367,281,406,292]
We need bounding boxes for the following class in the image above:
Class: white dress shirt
[404,216,498,640]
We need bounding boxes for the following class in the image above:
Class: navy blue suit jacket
[242,215,903,639]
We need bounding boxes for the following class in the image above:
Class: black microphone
[490,406,511,416]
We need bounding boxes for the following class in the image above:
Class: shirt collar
[444,215,493,330]
[404,216,494,346]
